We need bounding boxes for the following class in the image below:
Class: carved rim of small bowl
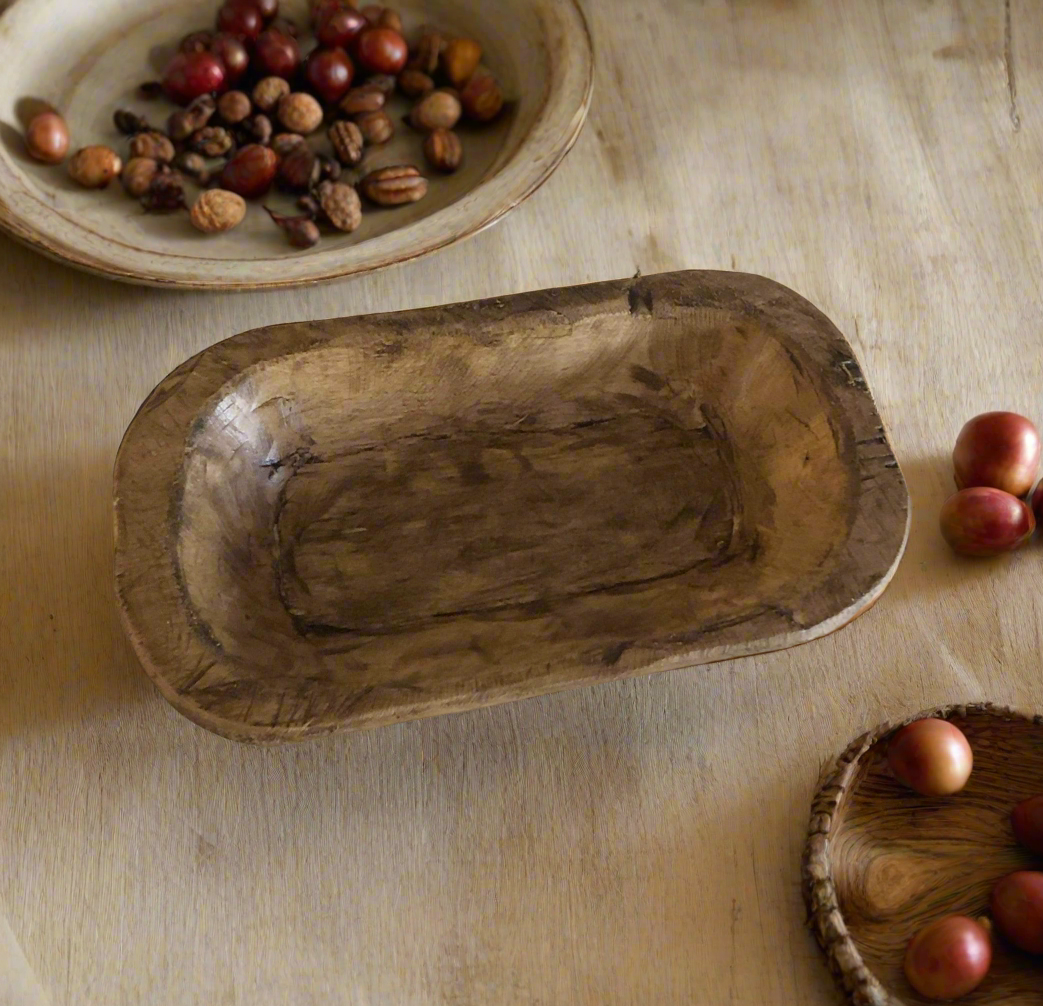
[801,701,1040,1006]
[0,0,594,289]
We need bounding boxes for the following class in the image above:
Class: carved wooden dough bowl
[0,0,592,288]
[804,703,1043,1006]
[113,270,909,741]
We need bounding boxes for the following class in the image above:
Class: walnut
[317,180,362,232]
[278,93,324,135]
[129,130,175,163]
[67,146,122,188]
[190,189,247,233]
[189,126,234,157]
[252,75,291,113]
[328,120,364,166]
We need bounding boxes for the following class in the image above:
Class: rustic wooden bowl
[0,0,592,289]
[113,269,909,741]
[804,703,1043,1006]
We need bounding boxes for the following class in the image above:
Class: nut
[189,126,234,157]
[272,132,306,157]
[359,164,427,205]
[277,144,320,191]
[398,69,434,98]
[141,171,185,212]
[441,37,481,88]
[363,74,397,98]
[67,146,122,188]
[167,95,216,141]
[355,109,393,144]
[173,151,210,183]
[121,156,162,197]
[129,130,175,163]
[422,128,462,173]
[190,188,247,233]
[265,208,320,248]
[378,7,403,32]
[460,72,504,123]
[252,75,291,113]
[113,108,152,135]
[339,85,385,116]
[409,26,443,75]
[217,90,253,125]
[317,153,342,182]
[278,92,324,135]
[240,114,273,146]
[317,179,362,232]
[328,120,364,166]
[409,89,461,132]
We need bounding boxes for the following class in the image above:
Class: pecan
[339,85,386,117]
[328,120,364,166]
[422,128,462,173]
[359,164,428,205]
[356,109,393,144]
[398,69,434,99]
[409,26,443,75]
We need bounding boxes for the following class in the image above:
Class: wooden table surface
[4,1,1043,1003]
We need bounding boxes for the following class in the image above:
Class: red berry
[305,47,354,104]
[220,144,278,199]
[162,51,226,105]
[253,28,301,78]
[315,6,366,48]
[209,33,249,83]
[217,1,264,41]
[354,27,408,75]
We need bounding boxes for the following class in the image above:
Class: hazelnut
[409,89,461,132]
[328,120,364,166]
[398,69,434,99]
[190,188,247,233]
[460,72,504,123]
[317,180,362,232]
[217,90,253,125]
[339,85,385,117]
[67,146,122,188]
[252,75,291,113]
[278,92,324,135]
[121,156,161,197]
[277,145,320,191]
[25,110,69,164]
[355,109,394,144]
[189,126,235,157]
[272,132,306,157]
[129,130,175,164]
[441,37,481,88]
[423,128,462,173]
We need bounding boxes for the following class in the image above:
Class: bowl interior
[0,0,584,285]
[829,709,1043,1005]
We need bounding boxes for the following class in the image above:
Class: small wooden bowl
[0,0,592,289]
[804,703,1043,1006]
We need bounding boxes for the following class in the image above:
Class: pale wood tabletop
[3,1,1043,1004]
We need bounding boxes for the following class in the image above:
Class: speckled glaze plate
[0,0,592,289]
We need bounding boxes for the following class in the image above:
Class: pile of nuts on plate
[889,718,1043,1000]
[939,411,1042,556]
[21,0,505,248]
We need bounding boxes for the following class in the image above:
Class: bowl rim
[0,0,594,290]
[802,701,1041,1006]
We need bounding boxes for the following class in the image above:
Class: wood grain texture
[0,0,592,288]
[113,271,908,740]
[804,704,1043,1006]
[7,0,1043,1002]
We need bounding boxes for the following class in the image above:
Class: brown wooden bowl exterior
[803,703,1043,1006]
